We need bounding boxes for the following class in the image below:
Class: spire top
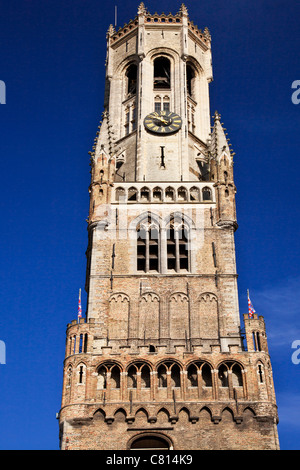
[179,3,188,15]
[138,2,147,15]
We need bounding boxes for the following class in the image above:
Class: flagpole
[78,288,82,322]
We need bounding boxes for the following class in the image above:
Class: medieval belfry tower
[59,3,279,450]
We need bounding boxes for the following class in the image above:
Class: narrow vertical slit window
[137,226,147,272]
[79,366,84,384]
[79,334,83,353]
[149,226,159,272]
[167,226,176,271]
[84,333,88,353]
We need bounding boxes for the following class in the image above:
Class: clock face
[144,111,182,134]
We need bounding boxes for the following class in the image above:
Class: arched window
[187,364,198,387]
[130,435,170,450]
[111,365,121,389]
[137,217,160,273]
[154,57,171,89]
[115,187,126,202]
[98,366,108,389]
[187,362,212,388]
[232,364,243,387]
[218,364,229,387]
[177,187,187,201]
[202,186,212,201]
[202,363,212,387]
[190,186,200,202]
[166,217,190,272]
[165,186,175,202]
[157,364,167,388]
[97,363,121,390]
[126,63,137,95]
[186,63,196,98]
[258,363,264,383]
[140,187,150,202]
[153,187,162,202]
[128,187,138,201]
[171,364,181,388]
[128,365,137,389]
[141,364,151,389]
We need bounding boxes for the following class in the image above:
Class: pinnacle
[210,111,234,161]
[138,2,147,15]
[179,3,188,15]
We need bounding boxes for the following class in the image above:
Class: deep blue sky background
[0,0,299,450]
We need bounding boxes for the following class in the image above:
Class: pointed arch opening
[154,57,171,89]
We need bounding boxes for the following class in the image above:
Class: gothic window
[154,94,170,112]
[186,63,196,98]
[98,365,108,389]
[115,187,126,202]
[258,363,264,383]
[252,332,262,351]
[141,364,151,389]
[165,186,175,202]
[140,187,150,202]
[218,364,229,387]
[167,225,176,270]
[126,63,137,96]
[97,363,121,390]
[137,226,147,272]
[157,364,167,388]
[202,186,212,201]
[128,365,137,388]
[177,186,187,201]
[154,57,171,89]
[127,363,151,391]
[155,96,161,112]
[163,96,170,112]
[187,364,198,387]
[125,107,130,135]
[232,364,243,387]
[187,362,212,388]
[196,159,210,181]
[137,218,160,273]
[190,186,200,201]
[166,217,190,272]
[158,362,181,389]
[202,363,212,387]
[171,364,181,388]
[79,334,83,353]
[128,187,138,201]
[152,187,162,202]
[110,365,121,389]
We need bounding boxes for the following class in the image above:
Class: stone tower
[59,3,279,450]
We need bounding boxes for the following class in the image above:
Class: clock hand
[155,116,169,124]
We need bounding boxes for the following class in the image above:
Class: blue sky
[0,0,299,450]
